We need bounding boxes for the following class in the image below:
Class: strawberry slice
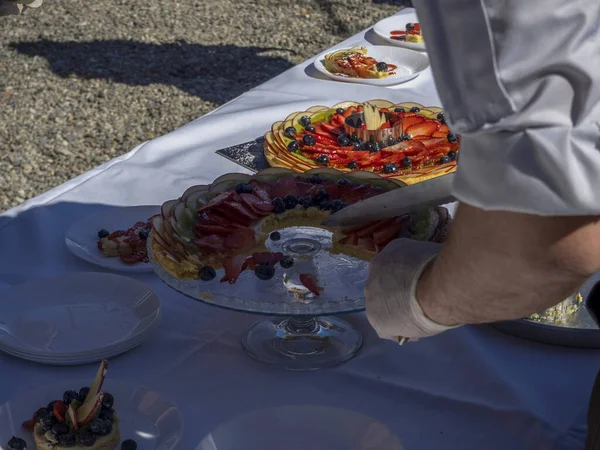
[319,122,343,136]
[22,416,36,431]
[438,124,450,134]
[406,121,438,137]
[339,233,359,246]
[372,221,403,247]
[223,227,256,250]
[194,234,225,253]
[248,180,272,202]
[221,255,248,284]
[299,274,321,296]
[431,131,447,138]
[401,115,426,129]
[54,401,67,423]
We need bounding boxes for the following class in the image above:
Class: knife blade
[321,173,457,227]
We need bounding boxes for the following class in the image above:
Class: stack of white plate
[0,272,161,365]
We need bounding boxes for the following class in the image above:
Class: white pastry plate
[66,205,160,273]
[197,405,404,450]
[313,45,429,86]
[0,380,182,450]
[0,272,161,365]
[373,14,426,51]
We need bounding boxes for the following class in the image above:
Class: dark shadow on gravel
[372,0,413,5]
[10,39,296,105]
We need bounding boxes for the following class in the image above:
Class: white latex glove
[365,238,459,342]
[0,0,42,16]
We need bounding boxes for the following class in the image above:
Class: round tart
[150,168,451,293]
[264,100,460,185]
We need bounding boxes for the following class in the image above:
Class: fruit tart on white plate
[7,361,138,450]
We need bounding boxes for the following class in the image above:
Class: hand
[0,0,42,16]
[365,238,458,342]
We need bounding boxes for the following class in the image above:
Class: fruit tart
[264,100,459,185]
[18,361,128,450]
[149,168,451,294]
[97,217,155,264]
[390,22,424,44]
[323,46,397,79]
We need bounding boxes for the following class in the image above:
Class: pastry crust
[33,421,120,450]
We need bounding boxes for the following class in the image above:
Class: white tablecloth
[1,8,598,449]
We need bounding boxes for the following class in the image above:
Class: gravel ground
[0,0,399,212]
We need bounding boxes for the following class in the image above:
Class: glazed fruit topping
[316,155,329,166]
[287,140,299,152]
[337,134,350,146]
[122,439,138,450]
[394,107,405,113]
[336,107,345,114]
[376,62,388,72]
[302,134,316,146]
[305,125,316,132]
[7,437,27,450]
[437,112,445,121]
[440,155,451,164]
[383,163,399,174]
[199,265,217,281]
[447,133,459,143]
[284,126,297,138]
[269,231,281,241]
[347,161,359,169]
[97,229,110,239]
[409,106,420,112]
[406,22,415,30]
[447,150,457,160]
[255,263,275,280]
[402,157,412,167]
[400,134,411,141]
[300,115,311,126]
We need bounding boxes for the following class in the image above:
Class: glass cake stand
[149,226,368,371]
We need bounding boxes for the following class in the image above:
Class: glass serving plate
[148,226,368,371]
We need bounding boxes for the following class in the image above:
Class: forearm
[418,204,600,326]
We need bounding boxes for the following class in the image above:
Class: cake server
[321,172,457,227]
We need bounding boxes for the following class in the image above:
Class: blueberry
[273,203,286,214]
[7,437,27,450]
[270,231,281,241]
[410,106,421,113]
[313,189,328,204]
[440,155,451,164]
[400,134,411,141]
[300,196,313,209]
[89,419,104,435]
[97,229,109,239]
[300,116,311,127]
[331,199,344,212]
[335,107,345,115]
[235,183,253,194]
[348,161,359,169]
[287,140,299,152]
[447,133,459,144]
[122,439,138,450]
[319,200,333,211]
[350,133,360,142]
[447,150,457,161]
[304,125,316,132]
[394,107,405,113]
[98,419,113,436]
[309,174,322,184]
[284,126,297,138]
[199,266,216,281]
[337,178,350,187]
[284,195,298,209]
[255,263,275,281]
[280,256,294,269]
[337,134,350,146]
[58,433,76,447]
[80,429,97,447]
[383,163,399,174]
[272,197,284,206]
[47,401,57,411]
[364,141,375,151]
[316,155,329,166]
[99,408,114,422]
[376,62,388,72]
[353,141,362,150]
[402,157,412,168]
[52,423,69,437]
[437,112,445,121]
[138,230,149,240]
[63,390,78,405]
[35,408,49,421]
[302,134,316,146]
[78,387,90,402]
[40,415,57,432]
[370,143,381,153]
[387,136,396,147]
[406,22,415,30]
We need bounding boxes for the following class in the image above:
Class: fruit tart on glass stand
[148,168,450,370]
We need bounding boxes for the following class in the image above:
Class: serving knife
[321,173,457,227]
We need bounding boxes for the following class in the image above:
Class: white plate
[197,405,404,450]
[373,14,426,51]
[313,45,429,86]
[0,272,161,362]
[0,379,183,450]
[66,205,160,273]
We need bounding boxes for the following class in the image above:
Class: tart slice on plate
[323,46,397,79]
[12,360,137,450]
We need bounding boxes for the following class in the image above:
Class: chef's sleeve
[412,0,600,216]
